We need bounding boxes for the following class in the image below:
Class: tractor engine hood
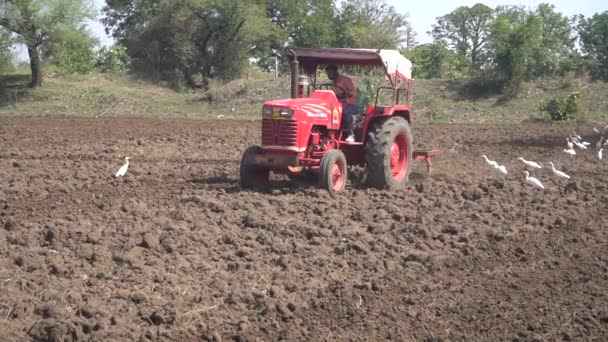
[262,94,340,122]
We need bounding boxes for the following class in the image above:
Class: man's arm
[334,76,356,99]
[342,76,356,98]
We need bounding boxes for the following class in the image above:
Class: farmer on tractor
[325,64,357,142]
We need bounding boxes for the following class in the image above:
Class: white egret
[593,127,600,134]
[596,137,604,150]
[523,171,544,190]
[573,140,588,150]
[482,155,499,168]
[599,148,603,161]
[563,148,576,156]
[115,157,130,178]
[566,138,573,150]
[518,157,542,169]
[497,165,508,175]
[549,162,570,180]
[448,143,458,154]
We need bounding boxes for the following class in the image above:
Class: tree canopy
[0,0,606,93]
[0,0,94,86]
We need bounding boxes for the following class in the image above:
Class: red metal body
[242,47,441,190]
[257,95,413,174]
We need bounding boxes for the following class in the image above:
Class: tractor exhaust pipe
[289,49,298,99]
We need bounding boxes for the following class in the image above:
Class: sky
[13,0,608,59]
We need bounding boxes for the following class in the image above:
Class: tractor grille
[262,119,298,146]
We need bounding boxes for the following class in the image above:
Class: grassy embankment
[1,71,607,123]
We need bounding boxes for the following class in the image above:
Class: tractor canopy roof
[286,47,413,85]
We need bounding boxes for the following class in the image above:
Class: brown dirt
[1,117,607,342]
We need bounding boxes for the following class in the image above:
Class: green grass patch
[1,71,607,123]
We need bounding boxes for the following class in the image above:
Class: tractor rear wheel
[366,116,413,189]
[240,145,269,190]
[319,149,348,193]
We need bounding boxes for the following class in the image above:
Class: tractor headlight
[280,108,294,117]
[262,107,273,116]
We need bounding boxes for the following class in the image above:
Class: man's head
[325,64,339,81]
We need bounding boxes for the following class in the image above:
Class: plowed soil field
[1,117,607,341]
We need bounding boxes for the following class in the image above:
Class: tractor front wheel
[319,149,348,193]
[366,116,413,189]
[240,145,269,190]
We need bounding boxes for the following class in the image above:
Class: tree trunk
[27,45,43,87]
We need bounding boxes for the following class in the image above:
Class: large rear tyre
[240,145,269,190]
[366,116,413,189]
[319,149,347,193]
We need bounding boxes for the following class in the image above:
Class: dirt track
[1,117,607,341]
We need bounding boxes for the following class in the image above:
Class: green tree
[43,26,98,74]
[577,11,608,81]
[528,3,574,78]
[95,44,131,73]
[336,0,412,49]
[254,0,337,71]
[431,3,493,71]
[403,43,468,79]
[491,7,541,96]
[0,0,94,86]
[103,0,274,88]
[0,28,13,73]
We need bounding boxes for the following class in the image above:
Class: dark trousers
[341,104,357,134]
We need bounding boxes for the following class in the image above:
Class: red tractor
[240,47,438,192]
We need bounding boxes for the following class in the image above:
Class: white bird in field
[596,137,604,150]
[573,140,588,150]
[497,164,508,175]
[448,143,458,154]
[518,157,542,169]
[593,127,601,134]
[549,162,570,180]
[115,157,130,178]
[566,138,573,150]
[599,148,603,161]
[482,155,499,168]
[523,171,545,190]
[563,148,576,156]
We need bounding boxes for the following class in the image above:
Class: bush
[539,91,580,121]
[55,39,95,74]
[95,45,131,73]
[44,28,97,74]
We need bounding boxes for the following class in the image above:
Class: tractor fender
[361,106,411,145]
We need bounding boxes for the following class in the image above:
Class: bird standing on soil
[563,148,576,156]
[599,148,603,161]
[597,137,604,150]
[482,155,499,168]
[523,171,545,190]
[115,157,130,178]
[518,157,542,169]
[593,127,601,134]
[549,162,570,180]
[566,138,574,150]
[448,143,458,154]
